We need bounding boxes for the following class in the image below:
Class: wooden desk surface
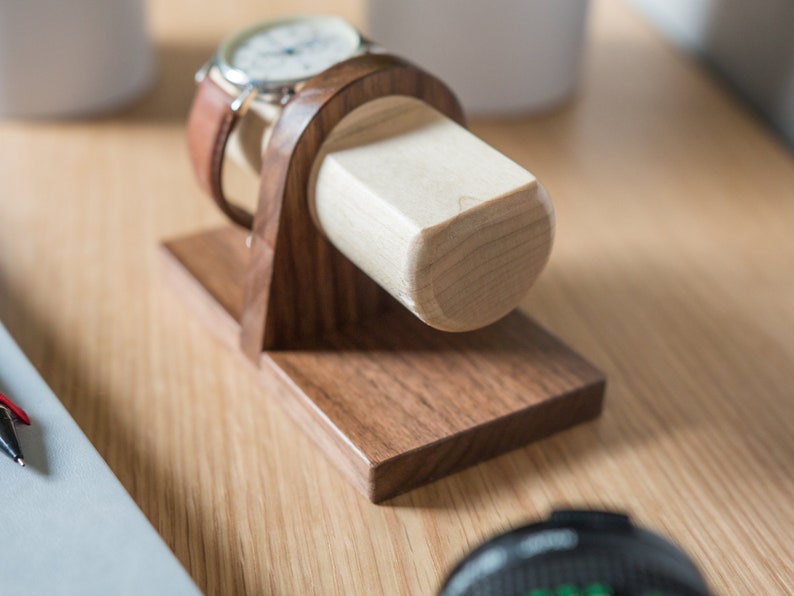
[1,0,792,593]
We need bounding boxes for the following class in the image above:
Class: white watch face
[219,16,361,89]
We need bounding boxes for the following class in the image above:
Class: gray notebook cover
[0,322,200,595]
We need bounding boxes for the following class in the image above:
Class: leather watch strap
[187,77,254,229]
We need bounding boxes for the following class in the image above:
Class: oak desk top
[1,0,791,593]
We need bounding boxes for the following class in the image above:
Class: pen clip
[0,391,31,425]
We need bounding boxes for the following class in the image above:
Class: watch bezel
[215,15,363,93]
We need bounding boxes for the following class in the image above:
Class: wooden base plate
[162,226,605,502]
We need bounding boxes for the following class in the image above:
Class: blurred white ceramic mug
[0,0,154,118]
[366,0,589,116]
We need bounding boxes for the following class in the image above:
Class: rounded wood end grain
[407,181,554,331]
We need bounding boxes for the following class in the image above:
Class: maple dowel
[228,92,554,332]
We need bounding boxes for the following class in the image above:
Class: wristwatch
[187,15,370,229]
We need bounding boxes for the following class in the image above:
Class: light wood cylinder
[226,88,554,332]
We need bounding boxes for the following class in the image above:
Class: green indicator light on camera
[584,583,614,596]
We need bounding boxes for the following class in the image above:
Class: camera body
[440,510,711,596]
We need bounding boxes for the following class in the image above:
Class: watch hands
[252,36,328,59]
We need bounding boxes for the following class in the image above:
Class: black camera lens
[439,510,711,596]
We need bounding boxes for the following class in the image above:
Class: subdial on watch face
[230,18,360,84]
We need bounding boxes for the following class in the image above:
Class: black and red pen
[0,391,30,467]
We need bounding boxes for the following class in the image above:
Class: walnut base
[162,226,605,503]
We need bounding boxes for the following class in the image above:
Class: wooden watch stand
[163,55,605,503]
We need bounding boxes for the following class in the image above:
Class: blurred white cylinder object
[366,0,589,116]
[0,0,154,118]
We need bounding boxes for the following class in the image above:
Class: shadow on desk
[0,274,240,591]
[384,254,794,510]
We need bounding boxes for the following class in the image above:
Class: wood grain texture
[161,226,250,352]
[239,53,464,357]
[0,1,792,594]
[223,83,554,334]
[266,311,604,502]
[308,95,554,332]
[162,225,603,502]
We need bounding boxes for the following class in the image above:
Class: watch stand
[163,54,605,503]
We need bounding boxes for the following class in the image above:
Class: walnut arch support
[239,53,465,359]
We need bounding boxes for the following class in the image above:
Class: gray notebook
[0,322,199,595]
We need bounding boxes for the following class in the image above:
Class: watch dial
[226,16,361,86]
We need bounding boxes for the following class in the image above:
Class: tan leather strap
[186,77,254,229]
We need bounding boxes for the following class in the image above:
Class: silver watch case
[196,15,365,113]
